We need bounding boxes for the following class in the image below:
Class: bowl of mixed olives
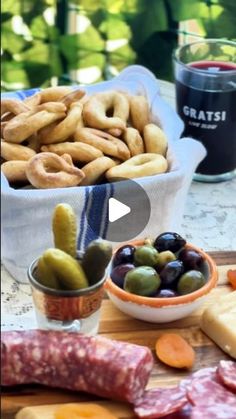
[105,232,218,323]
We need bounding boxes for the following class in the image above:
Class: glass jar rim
[173,38,236,75]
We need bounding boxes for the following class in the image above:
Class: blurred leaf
[107,0,146,14]
[20,1,49,26]
[99,15,131,40]
[167,0,206,20]
[18,41,51,64]
[74,0,124,13]
[218,0,236,7]
[201,3,223,20]
[30,16,49,40]
[2,22,26,54]
[70,51,105,70]
[110,44,136,71]
[76,0,146,14]
[90,9,108,28]
[49,45,63,76]
[1,12,12,23]
[107,0,135,13]
[201,9,236,38]
[73,0,99,12]
[137,31,177,81]
[59,26,105,67]
[2,0,20,14]
[23,62,52,86]
[131,0,168,49]
[2,61,29,88]
[60,34,105,71]
[2,0,236,89]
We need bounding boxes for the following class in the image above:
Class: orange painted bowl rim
[105,240,218,307]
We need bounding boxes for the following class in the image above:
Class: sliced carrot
[227,269,236,290]
[54,403,118,419]
[155,333,195,369]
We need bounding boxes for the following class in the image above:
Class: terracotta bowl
[105,240,218,323]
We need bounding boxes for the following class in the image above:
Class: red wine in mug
[176,61,236,176]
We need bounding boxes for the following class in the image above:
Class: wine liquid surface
[191,61,236,71]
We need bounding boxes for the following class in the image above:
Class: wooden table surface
[2,251,236,419]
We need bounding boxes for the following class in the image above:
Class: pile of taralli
[1,86,168,189]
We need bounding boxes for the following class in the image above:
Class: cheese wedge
[15,405,60,419]
[15,403,120,419]
[200,291,236,359]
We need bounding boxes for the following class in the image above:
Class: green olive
[124,266,161,296]
[134,245,159,267]
[144,237,154,246]
[177,270,207,295]
[156,250,176,270]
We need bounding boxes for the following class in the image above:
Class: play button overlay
[86,178,151,242]
[109,198,131,222]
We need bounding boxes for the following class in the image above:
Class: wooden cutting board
[2,251,236,419]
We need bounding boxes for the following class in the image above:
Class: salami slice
[179,367,217,392]
[133,387,187,418]
[1,330,153,403]
[217,360,236,392]
[191,403,236,419]
[162,404,192,418]
[187,372,236,407]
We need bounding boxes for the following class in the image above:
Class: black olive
[112,245,135,267]
[178,248,204,270]
[160,260,184,287]
[154,232,186,253]
[156,289,178,298]
[110,263,135,288]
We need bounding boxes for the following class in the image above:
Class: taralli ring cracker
[106,153,168,180]
[123,127,144,156]
[39,102,83,145]
[1,160,29,183]
[32,102,67,113]
[1,140,36,161]
[23,92,41,108]
[1,98,30,117]
[25,152,85,189]
[80,156,118,186]
[1,84,171,189]
[34,86,72,103]
[59,88,86,107]
[3,107,66,143]
[26,134,41,152]
[60,153,74,165]
[129,94,150,134]
[41,142,103,163]
[1,121,8,137]
[83,90,129,131]
[74,127,130,161]
[143,123,168,156]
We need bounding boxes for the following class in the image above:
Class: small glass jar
[28,257,106,335]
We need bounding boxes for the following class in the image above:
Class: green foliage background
[1,0,236,91]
